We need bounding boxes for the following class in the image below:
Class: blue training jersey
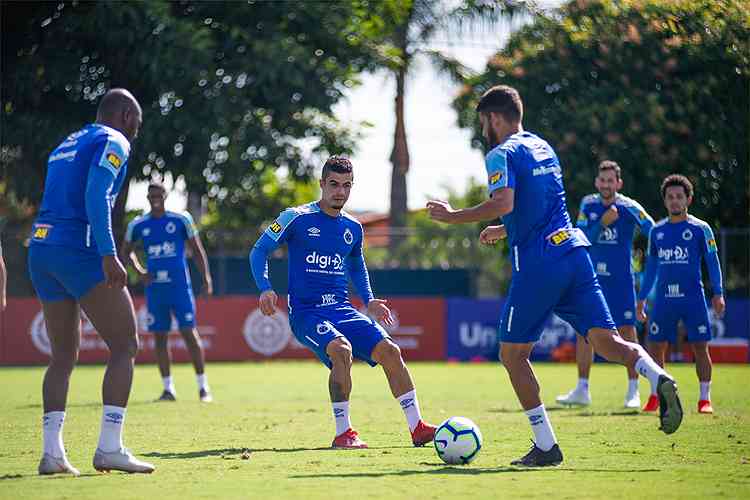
[125,211,198,289]
[576,193,654,279]
[638,215,723,301]
[485,131,589,265]
[249,201,374,314]
[31,124,130,255]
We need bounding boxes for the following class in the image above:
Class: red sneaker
[698,400,714,414]
[332,428,368,449]
[411,420,437,447]
[642,394,659,412]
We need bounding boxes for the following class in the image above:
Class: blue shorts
[290,304,389,369]
[500,247,616,343]
[28,244,104,301]
[598,275,637,327]
[145,286,196,332]
[648,297,711,344]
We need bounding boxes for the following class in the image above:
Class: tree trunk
[389,63,410,254]
[187,190,203,221]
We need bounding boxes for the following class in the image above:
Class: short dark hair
[476,85,523,123]
[660,174,693,199]
[598,160,621,180]
[147,182,166,194]
[322,155,353,180]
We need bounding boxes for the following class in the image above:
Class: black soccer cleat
[511,442,563,467]
[656,375,683,434]
[157,390,176,402]
[199,388,213,403]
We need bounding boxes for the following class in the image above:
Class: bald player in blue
[637,174,725,415]
[28,89,154,475]
[428,85,682,467]
[250,156,437,450]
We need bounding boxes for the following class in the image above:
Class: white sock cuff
[397,389,417,403]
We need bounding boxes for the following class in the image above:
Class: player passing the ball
[250,156,436,449]
[427,85,683,467]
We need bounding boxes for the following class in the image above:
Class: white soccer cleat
[38,453,80,476]
[93,448,155,474]
[624,392,641,409]
[556,388,591,407]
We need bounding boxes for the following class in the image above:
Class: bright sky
[127,3,564,215]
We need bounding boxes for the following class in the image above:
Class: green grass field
[1,361,748,499]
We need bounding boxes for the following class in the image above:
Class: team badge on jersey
[682,229,693,241]
[269,221,282,233]
[343,227,353,245]
[166,222,176,234]
[106,152,122,169]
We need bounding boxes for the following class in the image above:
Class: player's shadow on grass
[16,400,154,410]
[488,407,570,414]
[0,472,101,481]
[144,445,414,459]
[556,410,641,417]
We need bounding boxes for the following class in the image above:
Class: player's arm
[576,198,602,242]
[0,241,6,311]
[250,210,295,315]
[636,227,658,321]
[120,220,150,285]
[85,139,128,288]
[428,147,514,224]
[701,224,725,317]
[625,199,655,237]
[182,213,213,295]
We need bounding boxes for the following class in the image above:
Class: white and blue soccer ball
[433,416,483,465]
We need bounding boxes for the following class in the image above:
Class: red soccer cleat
[643,394,660,412]
[332,428,368,449]
[698,400,714,414]
[411,420,437,447]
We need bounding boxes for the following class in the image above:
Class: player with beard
[428,85,682,466]
[249,156,437,449]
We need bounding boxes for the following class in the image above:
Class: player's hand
[368,299,395,327]
[0,290,5,311]
[259,290,278,316]
[138,270,152,286]
[426,200,456,223]
[102,255,128,289]
[636,299,648,323]
[601,205,619,226]
[480,225,506,245]
[712,295,725,318]
[203,278,214,296]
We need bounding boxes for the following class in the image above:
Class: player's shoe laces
[93,448,155,474]
[331,428,368,449]
[38,454,80,476]
[555,388,591,407]
[411,420,437,447]
[642,394,659,412]
[157,390,176,402]
[656,375,683,434]
[624,391,641,409]
[510,441,563,467]
[697,399,714,414]
[199,388,213,403]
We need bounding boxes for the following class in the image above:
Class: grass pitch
[1,361,748,499]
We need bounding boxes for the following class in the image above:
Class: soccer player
[28,89,154,475]
[427,85,682,467]
[556,160,655,409]
[121,182,214,402]
[249,156,436,449]
[636,174,724,414]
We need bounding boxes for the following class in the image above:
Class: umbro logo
[307,227,321,237]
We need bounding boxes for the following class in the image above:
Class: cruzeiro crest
[343,227,353,245]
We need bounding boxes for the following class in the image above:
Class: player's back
[494,132,588,261]
[34,124,130,252]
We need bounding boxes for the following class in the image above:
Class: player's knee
[328,340,353,366]
[154,334,168,350]
[375,340,402,366]
[51,349,78,373]
[499,343,526,368]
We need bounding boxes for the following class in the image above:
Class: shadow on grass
[289,463,662,479]
[556,410,642,417]
[0,472,100,481]
[16,400,166,410]
[143,445,414,459]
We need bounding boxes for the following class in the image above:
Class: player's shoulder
[273,201,321,229]
[616,193,641,207]
[653,217,669,228]
[580,193,600,207]
[340,210,363,231]
[127,212,152,228]
[166,210,195,225]
[91,124,130,151]
[687,215,714,235]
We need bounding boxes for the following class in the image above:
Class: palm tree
[384,0,528,251]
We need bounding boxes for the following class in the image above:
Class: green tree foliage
[1,0,393,241]
[454,0,749,231]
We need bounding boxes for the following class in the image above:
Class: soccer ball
[433,416,483,465]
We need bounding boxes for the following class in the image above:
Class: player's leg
[28,244,81,475]
[370,337,436,446]
[556,333,593,406]
[175,290,211,401]
[619,325,641,408]
[692,342,713,413]
[326,337,367,448]
[79,282,154,473]
[148,293,175,400]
